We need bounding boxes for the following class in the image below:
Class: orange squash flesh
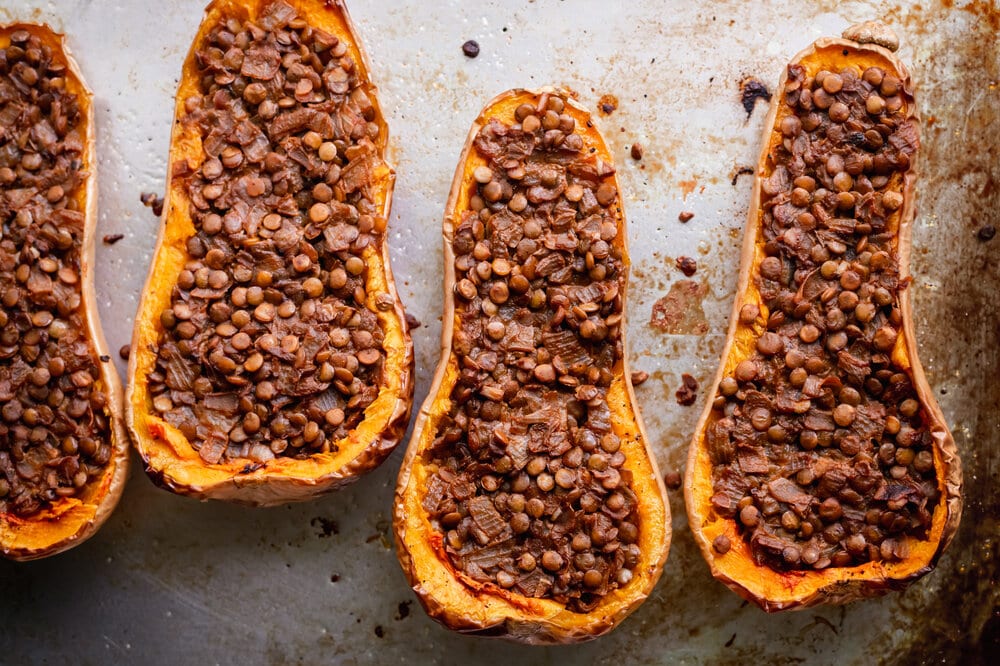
[0,24,129,560]
[685,28,962,611]
[394,88,670,644]
[126,0,413,505]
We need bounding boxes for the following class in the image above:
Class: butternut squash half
[126,0,412,505]
[685,23,962,611]
[395,88,670,643]
[0,24,129,560]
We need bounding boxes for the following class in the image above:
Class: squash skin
[394,87,671,644]
[684,27,963,611]
[0,24,130,561]
[125,0,413,505]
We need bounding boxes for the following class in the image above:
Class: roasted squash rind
[0,24,130,561]
[125,0,413,505]
[684,29,962,611]
[394,87,670,644]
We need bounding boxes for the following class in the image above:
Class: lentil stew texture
[685,25,962,611]
[394,88,669,644]
[126,0,413,505]
[0,24,129,560]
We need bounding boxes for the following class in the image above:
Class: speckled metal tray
[0,0,997,663]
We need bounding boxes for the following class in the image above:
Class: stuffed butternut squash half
[685,23,962,611]
[0,24,129,560]
[395,88,670,644]
[127,0,412,505]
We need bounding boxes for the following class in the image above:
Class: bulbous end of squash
[125,0,413,505]
[394,87,670,644]
[0,24,129,560]
[685,27,962,611]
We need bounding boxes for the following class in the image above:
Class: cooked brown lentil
[148,1,389,464]
[709,62,938,571]
[422,93,639,613]
[0,31,113,517]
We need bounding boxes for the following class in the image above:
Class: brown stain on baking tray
[650,280,711,335]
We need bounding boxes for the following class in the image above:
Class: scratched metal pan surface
[0,0,996,663]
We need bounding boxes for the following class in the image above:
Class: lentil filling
[0,30,111,516]
[423,93,640,612]
[148,1,389,464]
[709,62,938,570]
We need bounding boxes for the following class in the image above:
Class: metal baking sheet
[1,0,997,663]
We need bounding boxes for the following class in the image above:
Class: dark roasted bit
[139,191,164,217]
[103,233,124,245]
[630,143,643,161]
[739,77,772,118]
[630,370,649,386]
[676,256,697,277]
[731,166,755,187]
[678,211,694,223]
[461,40,480,59]
[710,62,937,571]
[977,225,995,242]
[0,32,112,517]
[676,373,699,406]
[423,93,639,613]
[147,1,389,464]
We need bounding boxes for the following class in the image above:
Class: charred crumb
[676,256,698,276]
[631,370,650,386]
[676,373,699,406]
[404,313,422,330]
[329,573,341,583]
[725,633,737,648]
[630,143,643,160]
[663,470,682,490]
[731,166,754,186]
[462,40,480,58]
[739,77,772,118]
[99,355,110,363]
[103,233,125,245]
[394,600,412,620]
[978,224,996,241]
[119,344,131,360]
[139,191,164,217]
[678,211,695,223]
[598,93,618,116]
[310,516,339,538]
[374,625,385,639]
